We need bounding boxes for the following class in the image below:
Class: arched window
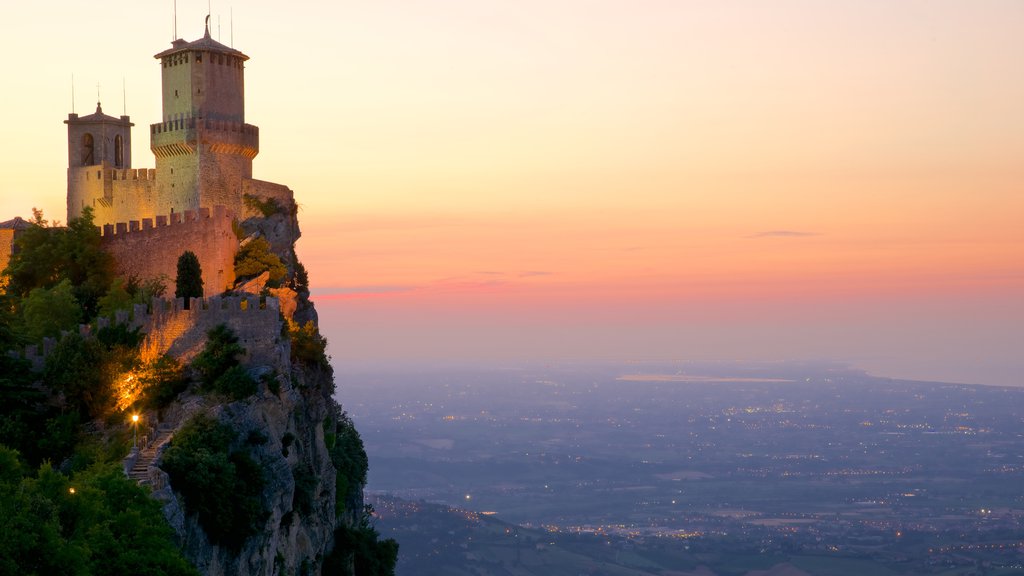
[81,133,95,165]
[114,135,124,167]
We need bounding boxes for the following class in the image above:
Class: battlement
[9,295,283,371]
[150,117,258,137]
[108,168,158,181]
[151,118,259,159]
[99,205,234,239]
[69,165,158,182]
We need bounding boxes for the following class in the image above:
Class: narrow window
[81,133,95,165]
[114,134,124,167]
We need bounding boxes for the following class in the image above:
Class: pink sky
[1,1,1021,384]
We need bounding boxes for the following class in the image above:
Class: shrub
[191,324,256,400]
[243,193,285,218]
[0,449,198,576]
[322,508,399,576]
[290,321,330,373]
[140,355,189,410]
[329,411,368,516]
[234,237,286,286]
[160,415,266,551]
[22,279,81,341]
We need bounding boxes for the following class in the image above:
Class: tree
[22,279,82,342]
[175,251,203,306]
[190,324,256,399]
[234,237,287,287]
[2,207,115,318]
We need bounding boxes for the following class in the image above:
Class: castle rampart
[101,205,238,297]
[10,296,285,372]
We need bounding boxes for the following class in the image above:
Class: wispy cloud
[311,285,418,300]
[749,230,821,238]
[519,271,552,278]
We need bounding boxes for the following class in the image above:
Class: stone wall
[12,296,285,372]
[67,163,162,225]
[138,295,286,368]
[100,205,238,296]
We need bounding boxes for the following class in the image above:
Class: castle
[62,22,295,296]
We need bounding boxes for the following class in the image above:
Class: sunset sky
[1,1,1021,385]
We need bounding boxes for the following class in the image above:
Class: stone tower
[65,103,134,219]
[151,21,259,217]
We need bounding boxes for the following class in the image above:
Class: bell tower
[65,102,133,170]
[151,19,259,216]
[65,102,134,221]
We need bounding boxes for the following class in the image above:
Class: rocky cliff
[127,194,385,576]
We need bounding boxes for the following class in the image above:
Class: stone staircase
[127,427,174,485]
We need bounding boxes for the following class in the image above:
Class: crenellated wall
[67,163,161,224]
[10,296,286,371]
[137,295,285,367]
[100,205,238,297]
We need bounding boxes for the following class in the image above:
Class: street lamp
[132,414,139,448]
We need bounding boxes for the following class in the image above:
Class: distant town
[337,362,1024,575]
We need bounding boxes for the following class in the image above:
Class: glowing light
[132,414,139,423]
[69,487,75,494]
[115,372,144,412]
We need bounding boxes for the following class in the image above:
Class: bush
[0,448,198,576]
[2,207,115,319]
[290,321,330,373]
[140,355,189,410]
[234,237,287,286]
[22,279,81,342]
[44,334,115,419]
[322,508,399,576]
[243,194,285,218]
[191,324,256,400]
[160,415,266,551]
[330,410,368,516]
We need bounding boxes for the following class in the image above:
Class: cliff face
[139,196,362,576]
[151,365,345,575]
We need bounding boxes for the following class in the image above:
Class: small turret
[65,102,133,169]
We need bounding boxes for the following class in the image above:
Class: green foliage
[160,414,267,551]
[0,295,21,351]
[174,251,203,303]
[0,447,198,576]
[2,207,115,319]
[322,508,399,576]
[216,365,258,399]
[44,334,114,419]
[190,324,256,400]
[97,277,133,319]
[234,237,287,286]
[140,355,189,410]
[330,410,369,517]
[243,193,285,218]
[290,319,329,368]
[127,274,168,302]
[291,260,309,293]
[96,323,142,351]
[22,279,82,342]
